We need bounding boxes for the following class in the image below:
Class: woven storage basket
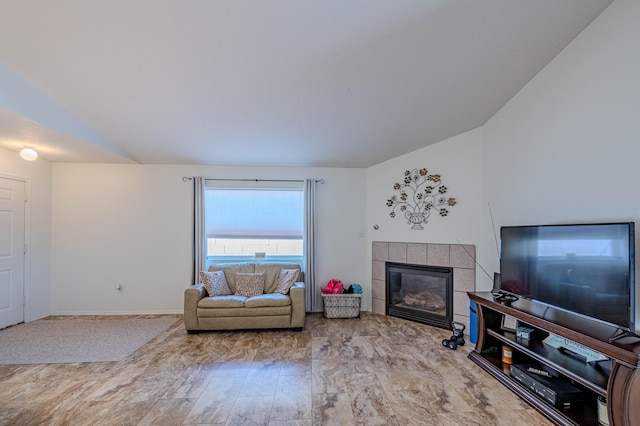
[322,294,362,318]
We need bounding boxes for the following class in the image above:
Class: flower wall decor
[386,168,457,230]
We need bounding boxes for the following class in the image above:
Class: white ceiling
[0,0,612,167]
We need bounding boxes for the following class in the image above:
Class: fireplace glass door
[386,262,453,329]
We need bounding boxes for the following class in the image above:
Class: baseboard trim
[49,310,183,316]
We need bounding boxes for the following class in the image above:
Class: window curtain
[193,177,205,285]
[304,178,321,312]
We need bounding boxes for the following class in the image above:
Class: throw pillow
[200,270,232,296]
[275,269,299,294]
[235,272,265,297]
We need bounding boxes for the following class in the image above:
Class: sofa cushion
[244,293,292,308]
[198,295,247,308]
[235,272,265,297]
[197,306,291,318]
[255,263,303,293]
[274,269,299,295]
[200,270,232,296]
[208,263,255,293]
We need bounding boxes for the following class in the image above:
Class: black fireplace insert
[386,262,453,329]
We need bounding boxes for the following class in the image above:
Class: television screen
[500,222,635,331]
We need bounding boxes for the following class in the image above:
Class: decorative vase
[405,212,427,230]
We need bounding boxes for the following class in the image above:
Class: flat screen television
[500,222,635,333]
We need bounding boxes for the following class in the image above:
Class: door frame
[0,173,31,324]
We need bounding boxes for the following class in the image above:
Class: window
[204,180,304,262]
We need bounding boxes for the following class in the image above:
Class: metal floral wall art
[386,168,457,230]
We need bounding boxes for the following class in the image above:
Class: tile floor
[0,313,552,425]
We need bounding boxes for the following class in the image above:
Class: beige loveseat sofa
[184,262,305,333]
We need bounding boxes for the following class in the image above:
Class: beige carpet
[0,317,177,364]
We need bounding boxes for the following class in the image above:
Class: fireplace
[386,262,453,329]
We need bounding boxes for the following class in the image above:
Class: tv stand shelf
[468,292,640,426]
[485,328,609,395]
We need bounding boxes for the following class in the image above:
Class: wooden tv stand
[468,292,640,426]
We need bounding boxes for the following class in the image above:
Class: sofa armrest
[184,283,207,331]
[289,281,306,328]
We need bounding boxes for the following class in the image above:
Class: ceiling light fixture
[20,147,38,161]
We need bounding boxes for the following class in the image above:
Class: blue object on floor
[470,301,477,344]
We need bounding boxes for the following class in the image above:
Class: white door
[0,177,26,329]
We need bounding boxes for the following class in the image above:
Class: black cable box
[510,364,583,410]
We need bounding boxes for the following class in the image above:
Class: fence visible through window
[206,237,303,257]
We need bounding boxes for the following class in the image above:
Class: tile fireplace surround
[372,241,476,331]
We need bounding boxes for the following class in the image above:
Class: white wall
[481,0,640,329]
[365,128,486,293]
[13,0,640,322]
[51,163,366,314]
[0,146,52,320]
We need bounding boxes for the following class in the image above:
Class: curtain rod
[182,177,324,184]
